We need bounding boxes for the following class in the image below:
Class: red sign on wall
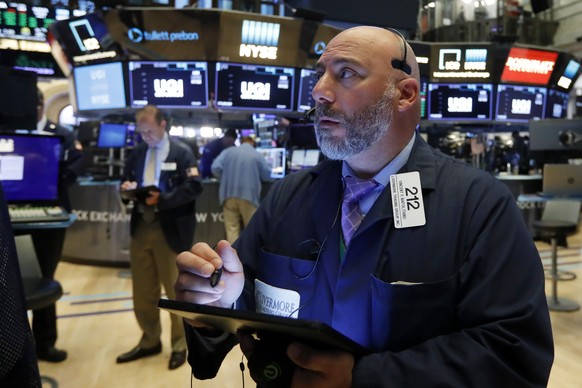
[501,47,558,85]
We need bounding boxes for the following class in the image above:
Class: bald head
[325,26,420,83]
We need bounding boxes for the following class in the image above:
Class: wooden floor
[37,238,582,387]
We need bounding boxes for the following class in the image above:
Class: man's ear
[398,79,419,112]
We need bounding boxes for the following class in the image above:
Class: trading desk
[61,180,274,266]
[11,214,76,232]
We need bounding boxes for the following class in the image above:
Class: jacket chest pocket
[255,248,320,319]
[369,273,458,352]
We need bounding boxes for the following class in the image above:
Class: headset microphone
[299,107,316,124]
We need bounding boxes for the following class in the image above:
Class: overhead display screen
[73,61,127,111]
[128,61,208,108]
[430,44,494,82]
[215,62,295,112]
[495,84,547,122]
[297,68,316,113]
[48,12,121,66]
[0,2,60,41]
[427,83,493,121]
[545,89,569,119]
[551,57,582,91]
[501,47,558,85]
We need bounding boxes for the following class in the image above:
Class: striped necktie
[341,175,379,246]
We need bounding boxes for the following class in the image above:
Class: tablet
[158,299,370,356]
[120,185,160,201]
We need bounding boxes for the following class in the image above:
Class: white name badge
[390,171,426,229]
[255,279,300,318]
[161,162,177,171]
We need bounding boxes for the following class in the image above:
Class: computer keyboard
[8,206,70,224]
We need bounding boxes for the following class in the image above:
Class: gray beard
[314,85,395,160]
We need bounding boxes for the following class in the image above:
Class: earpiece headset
[385,27,412,75]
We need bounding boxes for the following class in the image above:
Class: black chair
[532,199,581,312]
[0,185,42,387]
[14,235,62,388]
[15,235,64,311]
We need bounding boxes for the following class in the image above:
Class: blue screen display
[0,134,61,203]
[97,123,127,148]
[73,62,127,111]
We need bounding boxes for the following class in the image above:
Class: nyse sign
[239,44,277,60]
[239,20,280,61]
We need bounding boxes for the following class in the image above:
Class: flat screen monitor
[73,62,127,112]
[97,123,127,148]
[0,133,61,204]
[555,58,581,91]
[427,83,493,121]
[501,47,558,86]
[545,89,569,119]
[257,147,286,179]
[291,149,320,169]
[297,68,316,113]
[215,62,295,112]
[495,84,547,122]
[128,61,209,108]
[47,12,121,66]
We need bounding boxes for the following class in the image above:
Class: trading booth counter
[62,180,272,266]
[62,180,131,266]
[496,173,544,236]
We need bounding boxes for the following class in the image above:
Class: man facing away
[211,136,272,243]
[173,26,553,387]
[199,128,238,179]
[118,105,203,370]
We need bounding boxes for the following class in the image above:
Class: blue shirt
[211,143,272,207]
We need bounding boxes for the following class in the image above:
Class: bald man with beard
[174,26,553,387]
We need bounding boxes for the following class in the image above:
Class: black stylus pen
[210,267,222,288]
[209,244,222,287]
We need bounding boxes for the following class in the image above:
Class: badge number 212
[390,172,426,229]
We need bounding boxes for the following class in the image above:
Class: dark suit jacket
[123,137,203,253]
[186,135,553,387]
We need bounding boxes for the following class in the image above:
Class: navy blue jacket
[123,137,203,253]
[187,135,553,387]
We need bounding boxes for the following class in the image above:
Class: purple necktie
[342,176,379,246]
